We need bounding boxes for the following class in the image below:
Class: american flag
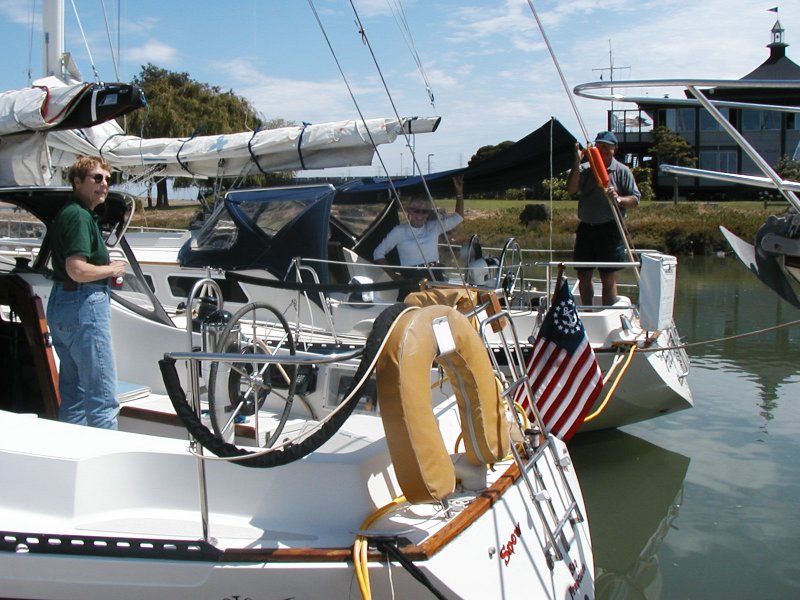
[515,278,604,442]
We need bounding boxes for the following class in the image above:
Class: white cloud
[0,0,36,25]
[125,39,179,67]
[215,58,364,124]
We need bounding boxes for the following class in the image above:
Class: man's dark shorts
[573,221,626,273]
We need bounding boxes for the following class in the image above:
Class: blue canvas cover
[178,185,335,282]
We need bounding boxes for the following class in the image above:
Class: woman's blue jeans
[47,282,119,429]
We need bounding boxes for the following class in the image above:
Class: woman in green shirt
[47,156,126,429]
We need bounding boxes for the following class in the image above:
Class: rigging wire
[27,0,37,84]
[386,0,435,108]
[306,0,400,205]
[524,0,589,144]
[545,117,557,301]
[347,1,432,190]
[309,0,467,293]
[636,318,800,354]
[99,0,121,81]
[345,0,470,289]
[525,0,639,282]
[68,0,101,82]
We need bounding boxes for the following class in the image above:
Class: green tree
[126,64,292,208]
[647,126,696,168]
[776,154,800,182]
[468,141,515,167]
[632,166,654,202]
[541,176,571,201]
[648,126,695,203]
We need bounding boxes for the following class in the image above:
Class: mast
[42,0,65,80]
[41,0,82,82]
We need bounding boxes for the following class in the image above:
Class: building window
[700,107,730,131]
[699,148,738,173]
[741,109,781,131]
[665,108,695,133]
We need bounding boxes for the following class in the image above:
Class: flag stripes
[515,279,604,441]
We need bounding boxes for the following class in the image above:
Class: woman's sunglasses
[410,208,429,214]
[88,173,112,184]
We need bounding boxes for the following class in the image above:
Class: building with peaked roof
[611,18,800,199]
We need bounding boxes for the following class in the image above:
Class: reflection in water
[570,430,689,600]
[571,256,800,598]
[674,256,800,426]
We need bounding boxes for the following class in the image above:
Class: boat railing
[183,277,225,541]
[289,259,341,344]
[574,78,800,213]
[163,345,364,545]
[454,239,671,309]
[474,304,586,566]
[124,225,188,234]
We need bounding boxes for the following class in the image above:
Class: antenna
[592,40,630,119]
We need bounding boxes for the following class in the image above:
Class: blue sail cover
[178,185,335,282]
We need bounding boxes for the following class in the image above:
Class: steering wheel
[496,238,525,305]
[207,302,297,447]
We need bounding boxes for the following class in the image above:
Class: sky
[0,0,797,182]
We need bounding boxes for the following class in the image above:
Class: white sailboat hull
[123,245,693,433]
[0,407,593,600]
[0,254,594,599]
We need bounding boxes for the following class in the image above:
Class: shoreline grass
[130,198,789,256]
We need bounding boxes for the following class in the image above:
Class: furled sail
[0,76,144,135]
[46,115,441,179]
[0,77,145,186]
[0,76,440,186]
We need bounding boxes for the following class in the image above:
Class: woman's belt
[59,279,110,291]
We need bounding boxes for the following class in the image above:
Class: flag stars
[554,299,581,335]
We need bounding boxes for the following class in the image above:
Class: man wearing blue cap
[566,131,640,306]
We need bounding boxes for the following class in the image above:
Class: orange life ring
[376,304,510,504]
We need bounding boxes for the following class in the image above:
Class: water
[571,255,800,599]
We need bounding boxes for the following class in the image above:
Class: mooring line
[637,319,800,353]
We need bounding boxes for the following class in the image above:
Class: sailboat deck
[1,403,520,553]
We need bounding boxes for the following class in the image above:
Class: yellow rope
[513,401,531,430]
[353,496,408,600]
[583,343,637,422]
[600,352,625,383]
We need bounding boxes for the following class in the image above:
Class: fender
[377,304,510,504]
[586,145,610,189]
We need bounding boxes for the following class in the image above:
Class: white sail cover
[0,76,145,186]
[0,78,94,135]
[0,77,440,186]
[46,114,440,179]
